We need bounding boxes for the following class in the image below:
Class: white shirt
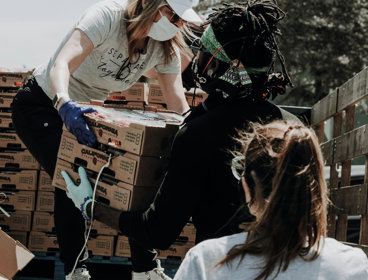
[174,232,368,280]
[33,0,180,102]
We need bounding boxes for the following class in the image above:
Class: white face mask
[148,11,179,41]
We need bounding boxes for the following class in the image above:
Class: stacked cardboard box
[115,223,196,260]
[52,106,184,256]
[0,71,41,251]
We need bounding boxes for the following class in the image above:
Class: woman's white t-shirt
[33,0,180,102]
[174,232,368,280]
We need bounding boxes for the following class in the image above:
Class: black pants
[11,76,156,274]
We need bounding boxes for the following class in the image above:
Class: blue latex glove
[58,100,96,146]
[61,167,94,220]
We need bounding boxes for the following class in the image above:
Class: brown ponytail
[219,120,329,280]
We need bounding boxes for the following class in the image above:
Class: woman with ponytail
[174,120,368,280]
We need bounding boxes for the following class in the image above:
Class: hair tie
[245,6,250,22]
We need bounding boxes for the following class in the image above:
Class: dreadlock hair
[206,0,292,95]
[218,120,329,280]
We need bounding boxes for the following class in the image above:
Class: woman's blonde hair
[124,0,194,64]
[219,120,329,280]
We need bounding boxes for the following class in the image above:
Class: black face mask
[191,52,253,97]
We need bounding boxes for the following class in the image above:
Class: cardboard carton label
[36,191,54,212]
[32,211,54,232]
[148,84,166,104]
[0,229,34,279]
[0,92,17,109]
[28,231,58,252]
[0,170,38,191]
[87,235,114,256]
[0,150,40,170]
[0,191,35,211]
[38,171,54,191]
[108,82,148,102]
[0,211,32,231]
[92,220,118,236]
[115,235,131,257]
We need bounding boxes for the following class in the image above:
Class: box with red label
[0,150,40,170]
[83,108,182,157]
[32,211,55,232]
[28,231,59,252]
[0,190,35,211]
[107,82,149,103]
[87,235,115,256]
[103,101,146,111]
[36,191,54,212]
[38,170,54,191]
[0,71,31,88]
[53,158,158,211]
[0,111,13,129]
[0,210,32,231]
[115,235,130,257]
[57,133,168,186]
[0,92,17,109]
[0,131,27,149]
[0,170,38,191]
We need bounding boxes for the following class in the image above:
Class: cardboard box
[0,112,13,129]
[0,191,35,211]
[156,241,194,260]
[32,211,54,232]
[0,170,38,191]
[107,83,149,102]
[91,220,118,236]
[114,235,130,257]
[38,170,53,191]
[57,134,168,186]
[0,92,17,109]
[148,84,165,104]
[5,231,28,247]
[0,132,26,149]
[87,235,114,256]
[84,108,181,157]
[28,231,58,252]
[53,159,157,211]
[0,150,40,170]
[0,210,32,231]
[36,191,54,212]
[0,228,34,279]
[178,223,196,243]
[0,71,31,88]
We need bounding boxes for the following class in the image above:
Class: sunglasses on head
[231,155,245,181]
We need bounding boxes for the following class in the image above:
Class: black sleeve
[119,125,204,249]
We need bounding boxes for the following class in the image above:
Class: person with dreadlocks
[174,120,368,280]
[61,0,300,278]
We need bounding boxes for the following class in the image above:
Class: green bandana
[201,25,233,65]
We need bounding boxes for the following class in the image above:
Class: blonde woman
[11,0,201,279]
[174,121,368,280]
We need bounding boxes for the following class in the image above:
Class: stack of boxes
[0,71,41,248]
[52,106,187,257]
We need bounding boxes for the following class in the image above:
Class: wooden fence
[311,66,368,255]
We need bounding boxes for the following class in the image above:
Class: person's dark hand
[58,100,96,146]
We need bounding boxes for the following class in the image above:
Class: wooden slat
[315,123,325,143]
[338,67,368,111]
[327,213,336,238]
[334,124,368,163]
[329,164,339,189]
[311,89,338,125]
[333,112,343,138]
[360,215,368,245]
[343,242,368,256]
[336,214,348,241]
[341,160,351,188]
[321,140,334,166]
[330,184,368,215]
[345,105,356,132]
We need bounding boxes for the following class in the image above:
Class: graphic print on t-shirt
[97,47,146,84]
